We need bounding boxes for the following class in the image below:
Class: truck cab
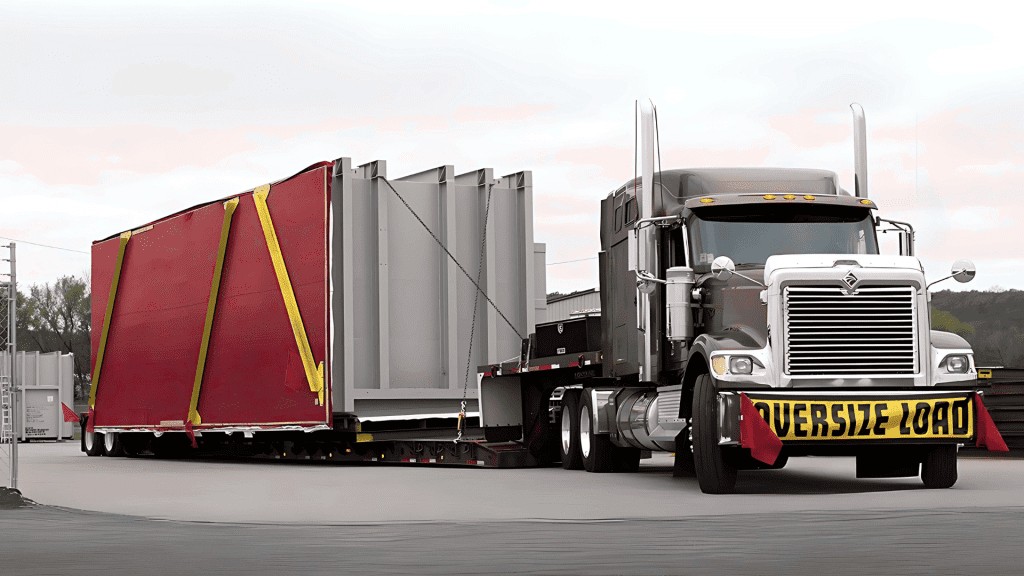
[602,167,975,391]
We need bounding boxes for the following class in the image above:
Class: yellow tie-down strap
[89,230,132,409]
[187,198,239,426]
[253,184,325,405]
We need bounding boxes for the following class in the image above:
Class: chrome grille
[784,285,917,375]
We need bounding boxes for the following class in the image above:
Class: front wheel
[692,373,737,493]
[921,445,958,489]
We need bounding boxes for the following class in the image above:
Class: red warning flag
[61,402,79,423]
[740,393,784,465]
[975,395,1009,452]
[185,420,198,449]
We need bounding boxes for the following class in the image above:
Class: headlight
[943,355,969,374]
[729,356,753,375]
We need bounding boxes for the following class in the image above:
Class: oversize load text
[744,397,974,440]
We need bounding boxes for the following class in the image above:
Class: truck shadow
[642,464,925,495]
[732,469,923,495]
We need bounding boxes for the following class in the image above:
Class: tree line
[15,275,91,399]
[931,289,1024,368]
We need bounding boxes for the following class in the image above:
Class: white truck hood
[764,254,922,282]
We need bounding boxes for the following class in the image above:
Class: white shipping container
[0,351,75,440]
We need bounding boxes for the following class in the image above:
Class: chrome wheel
[104,432,116,453]
[579,404,591,459]
[561,403,573,455]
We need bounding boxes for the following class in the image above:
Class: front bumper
[717,388,1005,450]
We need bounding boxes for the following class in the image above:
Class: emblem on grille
[557,323,564,334]
[843,272,858,289]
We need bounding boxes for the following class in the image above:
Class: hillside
[931,289,1024,367]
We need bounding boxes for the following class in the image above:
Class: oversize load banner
[744,395,974,441]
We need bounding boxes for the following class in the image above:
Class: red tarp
[90,167,330,429]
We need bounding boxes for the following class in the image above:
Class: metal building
[538,288,601,324]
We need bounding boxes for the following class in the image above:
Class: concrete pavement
[13,442,1024,524]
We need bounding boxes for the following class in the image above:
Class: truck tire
[82,416,105,457]
[921,445,958,489]
[580,389,615,473]
[692,373,737,493]
[103,432,126,457]
[559,390,584,470]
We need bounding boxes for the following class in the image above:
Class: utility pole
[1,242,16,489]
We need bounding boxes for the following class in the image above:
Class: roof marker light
[803,195,815,200]
[700,198,714,204]
[860,199,873,205]
[783,194,796,200]
[763,194,776,200]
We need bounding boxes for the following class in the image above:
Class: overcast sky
[2,1,1022,295]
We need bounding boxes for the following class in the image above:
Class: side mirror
[711,256,736,281]
[952,259,976,283]
[928,259,977,289]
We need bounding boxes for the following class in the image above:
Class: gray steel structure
[329,159,538,418]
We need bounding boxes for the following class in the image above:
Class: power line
[547,256,597,266]
[0,236,88,254]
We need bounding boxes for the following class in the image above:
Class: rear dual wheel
[560,390,584,470]
[579,391,615,473]
[560,389,639,472]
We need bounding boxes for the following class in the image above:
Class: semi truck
[81,101,1008,493]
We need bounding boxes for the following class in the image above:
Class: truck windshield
[688,203,878,272]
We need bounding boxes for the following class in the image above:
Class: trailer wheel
[82,416,105,457]
[103,432,126,457]
[580,390,614,473]
[559,390,584,470]
[692,373,737,493]
[921,445,958,489]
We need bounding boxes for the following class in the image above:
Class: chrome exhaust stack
[636,98,658,381]
[851,103,868,198]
